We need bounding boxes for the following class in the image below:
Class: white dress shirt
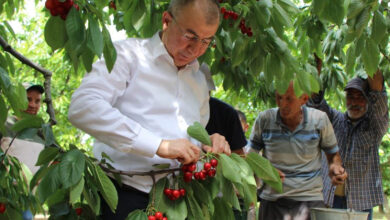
[68,32,210,192]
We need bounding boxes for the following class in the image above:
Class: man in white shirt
[68,0,228,218]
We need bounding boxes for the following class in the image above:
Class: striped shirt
[249,106,339,201]
[307,90,388,210]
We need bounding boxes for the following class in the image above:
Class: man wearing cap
[0,82,44,220]
[307,70,388,219]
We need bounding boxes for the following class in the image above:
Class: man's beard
[347,104,368,120]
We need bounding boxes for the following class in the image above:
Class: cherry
[0,203,6,214]
[199,171,206,180]
[162,217,168,220]
[155,212,163,220]
[109,1,116,10]
[181,164,188,172]
[210,159,218,167]
[148,216,156,220]
[207,169,216,177]
[164,188,172,196]
[221,7,226,14]
[194,172,200,180]
[172,190,181,199]
[183,172,193,182]
[188,163,196,172]
[179,188,186,196]
[75,207,82,216]
[204,162,212,171]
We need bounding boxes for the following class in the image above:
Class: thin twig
[0,35,57,125]
[381,49,390,63]
[4,134,18,156]
[100,165,181,177]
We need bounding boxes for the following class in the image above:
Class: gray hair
[168,0,220,25]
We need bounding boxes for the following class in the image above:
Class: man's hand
[276,169,285,182]
[157,139,200,164]
[202,133,231,155]
[328,164,348,185]
[367,69,383,91]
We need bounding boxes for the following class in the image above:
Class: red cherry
[232,13,238,20]
[247,31,253,37]
[181,164,188,172]
[0,203,6,214]
[199,171,206,180]
[184,172,193,182]
[210,159,218,167]
[207,169,216,177]
[50,8,59,16]
[179,188,186,196]
[74,4,79,10]
[221,7,226,14]
[172,190,181,199]
[194,172,200,180]
[45,0,55,10]
[223,13,229,19]
[162,217,168,220]
[155,212,163,220]
[164,188,172,196]
[188,163,196,172]
[204,163,212,171]
[148,216,156,220]
[75,207,82,216]
[109,1,116,10]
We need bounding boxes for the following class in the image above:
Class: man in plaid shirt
[308,70,388,219]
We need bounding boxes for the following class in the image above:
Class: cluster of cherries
[221,7,239,20]
[148,211,168,220]
[239,19,253,37]
[45,0,79,20]
[182,159,218,183]
[163,188,186,201]
[109,1,116,10]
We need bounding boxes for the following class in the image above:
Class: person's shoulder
[257,108,278,120]
[305,106,327,118]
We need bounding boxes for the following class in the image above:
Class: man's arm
[367,69,384,91]
[326,152,347,185]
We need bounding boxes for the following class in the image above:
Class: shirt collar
[149,32,200,72]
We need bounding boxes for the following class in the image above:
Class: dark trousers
[259,198,325,220]
[100,179,149,220]
[333,195,372,220]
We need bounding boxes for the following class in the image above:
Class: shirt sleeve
[367,89,389,141]
[249,112,266,152]
[319,112,339,154]
[68,43,162,158]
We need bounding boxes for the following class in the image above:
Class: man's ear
[300,94,309,105]
[162,11,171,30]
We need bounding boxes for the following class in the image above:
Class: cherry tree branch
[100,165,181,177]
[0,35,57,125]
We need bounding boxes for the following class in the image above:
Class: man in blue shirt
[249,81,347,220]
[307,70,388,220]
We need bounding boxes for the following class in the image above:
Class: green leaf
[0,95,7,126]
[152,163,171,169]
[42,123,57,147]
[95,164,118,212]
[361,38,379,76]
[125,209,148,220]
[102,26,117,73]
[11,115,44,132]
[192,181,214,214]
[35,147,59,166]
[87,15,104,58]
[37,165,61,203]
[345,45,356,74]
[187,122,211,146]
[347,0,365,19]
[212,197,235,220]
[82,186,101,215]
[81,47,95,73]
[46,189,67,206]
[70,177,85,204]
[220,175,240,210]
[132,1,147,32]
[219,154,241,184]
[308,74,320,93]
[66,7,85,52]
[185,192,204,220]
[246,152,282,193]
[371,10,387,44]
[273,3,292,28]
[312,0,326,15]
[44,16,67,50]
[354,6,370,38]
[59,149,85,188]
[231,37,247,67]
[153,177,168,209]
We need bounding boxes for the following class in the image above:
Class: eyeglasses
[169,12,215,48]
